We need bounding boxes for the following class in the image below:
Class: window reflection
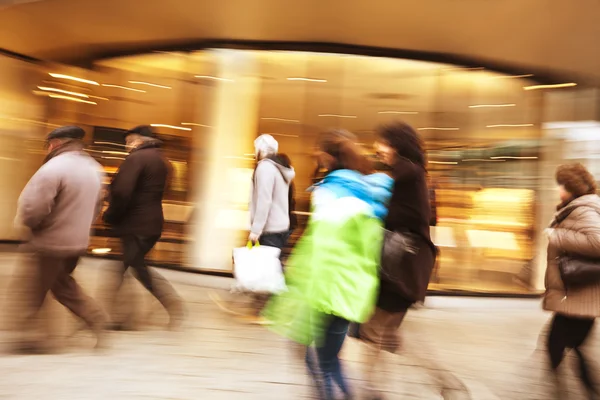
[36,49,550,294]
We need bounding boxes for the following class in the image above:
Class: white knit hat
[254,134,279,158]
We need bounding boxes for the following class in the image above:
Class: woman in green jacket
[265,130,393,399]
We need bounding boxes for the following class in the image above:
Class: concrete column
[188,50,261,271]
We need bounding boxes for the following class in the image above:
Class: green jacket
[264,169,392,345]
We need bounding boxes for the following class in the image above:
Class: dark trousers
[20,253,104,336]
[111,235,179,317]
[306,315,352,400]
[259,231,288,253]
[547,313,596,392]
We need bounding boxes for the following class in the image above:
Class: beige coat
[544,194,600,318]
[16,144,104,254]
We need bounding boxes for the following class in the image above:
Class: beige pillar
[0,56,47,241]
[188,50,261,271]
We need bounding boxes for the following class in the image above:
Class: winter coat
[544,194,600,319]
[104,140,170,236]
[378,158,436,312]
[265,169,389,345]
[17,142,104,254]
[250,157,295,236]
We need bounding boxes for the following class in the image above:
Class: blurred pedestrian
[247,135,295,318]
[543,163,600,398]
[264,130,391,400]
[14,126,107,352]
[276,153,297,251]
[249,135,295,249]
[103,125,184,331]
[358,121,438,398]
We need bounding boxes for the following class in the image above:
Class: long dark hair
[377,121,427,169]
[317,129,373,175]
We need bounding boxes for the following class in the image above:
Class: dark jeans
[111,235,179,317]
[547,313,596,392]
[259,231,288,252]
[306,315,351,399]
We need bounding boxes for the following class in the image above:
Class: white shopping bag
[232,243,287,294]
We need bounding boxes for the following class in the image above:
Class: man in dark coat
[104,125,184,330]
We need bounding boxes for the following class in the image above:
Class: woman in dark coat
[358,121,438,398]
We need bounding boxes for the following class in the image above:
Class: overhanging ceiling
[1,0,599,84]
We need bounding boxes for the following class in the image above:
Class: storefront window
[34,48,550,294]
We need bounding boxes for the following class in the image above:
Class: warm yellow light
[524,83,577,90]
[462,159,505,162]
[318,114,357,119]
[102,84,146,93]
[48,73,99,86]
[429,161,458,165]
[468,104,516,108]
[38,86,89,98]
[260,133,300,138]
[287,77,327,83]
[491,74,534,80]
[490,156,538,160]
[150,124,192,131]
[48,94,97,105]
[486,124,534,128]
[378,111,419,114]
[418,127,459,131]
[128,81,171,89]
[94,141,126,147]
[181,122,212,128]
[194,75,234,82]
[91,248,111,254]
[261,117,300,123]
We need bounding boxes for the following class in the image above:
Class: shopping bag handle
[246,240,260,249]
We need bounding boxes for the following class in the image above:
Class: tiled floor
[0,254,596,399]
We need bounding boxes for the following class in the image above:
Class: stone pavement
[0,253,597,399]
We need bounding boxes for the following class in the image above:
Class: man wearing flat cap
[104,125,184,330]
[15,125,107,351]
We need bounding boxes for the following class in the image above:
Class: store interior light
[468,104,516,108]
[490,156,539,160]
[429,161,458,165]
[318,114,357,119]
[262,133,300,138]
[462,159,505,162]
[486,124,534,128]
[48,94,97,105]
[181,122,212,128]
[418,127,459,131]
[87,95,109,101]
[261,117,300,123]
[91,248,112,254]
[102,84,146,93]
[194,75,234,82]
[150,124,192,131]
[48,73,99,86]
[523,83,577,91]
[378,111,419,114]
[38,86,89,98]
[491,74,534,80]
[128,81,171,89]
[287,77,327,83]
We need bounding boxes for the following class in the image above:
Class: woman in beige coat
[544,163,600,397]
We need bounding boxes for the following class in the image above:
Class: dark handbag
[558,255,600,286]
[380,229,436,303]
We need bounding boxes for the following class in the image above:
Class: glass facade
[6,48,593,295]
